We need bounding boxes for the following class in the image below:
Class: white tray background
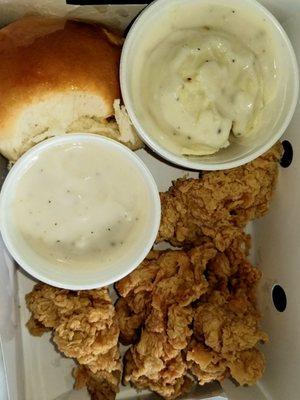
[0,1,299,399]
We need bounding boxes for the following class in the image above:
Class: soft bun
[0,16,142,161]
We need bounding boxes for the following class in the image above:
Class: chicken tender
[227,348,266,386]
[115,245,216,346]
[114,297,145,345]
[186,340,228,384]
[124,348,193,400]
[118,245,218,398]
[118,234,268,397]
[26,284,121,399]
[74,365,121,400]
[158,144,282,250]
[188,241,267,387]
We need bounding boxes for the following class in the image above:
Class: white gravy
[133,3,282,156]
[11,141,151,269]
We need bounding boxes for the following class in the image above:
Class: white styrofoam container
[0,1,299,399]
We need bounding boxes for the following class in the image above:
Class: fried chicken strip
[158,143,282,251]
[114,251,160,345]
[118,244,217,399]
[115,245,216,345]
[117,234,268,396]
[124,348,193,400]
[187,240,268,386]
[26,284,121,399]
[74,365,121,400]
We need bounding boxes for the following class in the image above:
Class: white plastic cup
[121,0,299,170]
[0,134,161,290]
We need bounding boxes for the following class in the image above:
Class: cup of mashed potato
[0,134,160,289]
[121,0,299,170]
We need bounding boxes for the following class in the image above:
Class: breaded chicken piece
[115,245,216,346]
[74,366,121,400]
[158,143,282,251]
[124,349,193,400]
[118,234,268,396]
[203,232,257,304]
[26,315,51,336]
[186,340,228,384]
[115,251,161,345]
[227,348,266,386]
[188,243,267,387]
[114,297,145,345]
[26,285,114,330]
[115,250,162,298]
[26,284,121,399]
[118,245,218,399]
[193,301,267,355]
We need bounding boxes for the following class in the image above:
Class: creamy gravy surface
[12,141,150,269]
[133,4,283,156]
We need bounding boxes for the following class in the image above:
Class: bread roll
[0,16,142,161]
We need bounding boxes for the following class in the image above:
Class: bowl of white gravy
[0,134,161,289]
[121,0,299,170]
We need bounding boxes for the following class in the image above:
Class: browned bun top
[0,15,122,123]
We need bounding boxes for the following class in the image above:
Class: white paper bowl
[0,134,161,290]
[121,0,299,170]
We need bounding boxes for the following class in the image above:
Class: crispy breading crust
[158,144,282,250]
[26,285,121,399]
[117,237,268,397]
